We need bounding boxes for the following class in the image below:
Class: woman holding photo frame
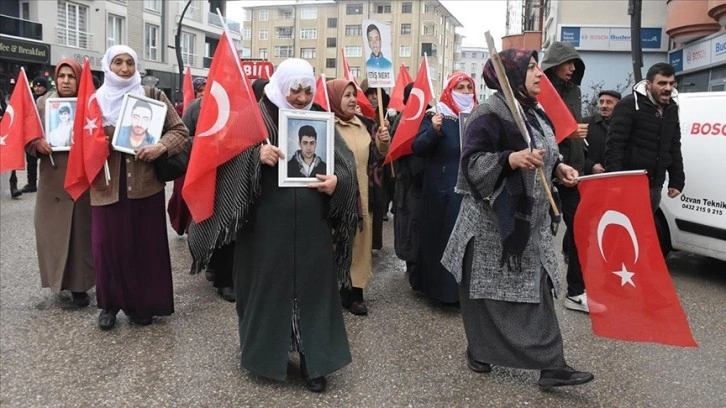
[91,45,188,330]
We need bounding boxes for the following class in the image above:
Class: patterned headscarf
[192,77,207,93]
[264,58,315,110]
[436,72,477,117]
[483,48,539,108]
[326,79,357,122]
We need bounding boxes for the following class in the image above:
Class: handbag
[146,86,192,181]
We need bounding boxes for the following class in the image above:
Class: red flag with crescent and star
[0,68,43,173]
[182,66,194,112]
[340,48,376,119]
[183,31,268,223]
[314,73,330,112]
[575,171,698,347]
[535,67,578,143]
[64,60,109,200]
[388,63,413,112]
[384,56,434,165]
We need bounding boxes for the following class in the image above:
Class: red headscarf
[54,58,83,85]
[438,72,477,116]
[326,79,357,122]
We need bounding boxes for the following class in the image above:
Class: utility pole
[629,0,643,82]
[176,0,193,92]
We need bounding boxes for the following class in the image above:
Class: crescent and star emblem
[197,81,230,138]
[596,210,637,287]
[0,105,16,142]
[405,88,425,122]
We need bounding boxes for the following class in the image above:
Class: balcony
[55,27,93,49]
[708,0,726,27]
[666,0,721,44]
[0,14,42,41]
[208,12,241,33]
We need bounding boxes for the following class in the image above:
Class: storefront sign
[0,35,50,64]
[240,60,274,79]
[558,26,666,52]
[51,45,104,70]
[669,32,726,73]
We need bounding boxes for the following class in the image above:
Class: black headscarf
[482,48,539,109]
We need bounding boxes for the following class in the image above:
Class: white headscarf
[96,45,144,126]
[264,58,316,110]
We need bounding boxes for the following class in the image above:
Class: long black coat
[583,113,609,175]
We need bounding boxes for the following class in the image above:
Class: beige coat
[28,92,94,293]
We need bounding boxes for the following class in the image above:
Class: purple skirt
[92,166,174,317]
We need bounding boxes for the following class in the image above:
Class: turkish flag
[575,171,698,347]
[0,68,43,173]
[340,48,376,119]
[388,64,413,112]
[535,67,578,143]
[64,60,110,200]
[183,32,268,223]
[384,56,434,165]
[182,66,194,112]
[313,74,330,112]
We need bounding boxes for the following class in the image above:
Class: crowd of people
[4,40,686,394]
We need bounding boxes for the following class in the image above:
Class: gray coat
[441,95,562,303]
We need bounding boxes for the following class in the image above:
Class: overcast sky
[226,1,507,49]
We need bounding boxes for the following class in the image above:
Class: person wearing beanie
[584,90,621,175]
[192,77,206,98]
[13,76,50,194]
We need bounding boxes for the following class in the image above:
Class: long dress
[233,98,351,381]
[410,113,463,303]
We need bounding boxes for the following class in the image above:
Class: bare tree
[581,73,634,117]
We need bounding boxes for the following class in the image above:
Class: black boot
[21,183,37,193]
[348,287,368,316]
[300,354,327,393]
[10,181,22,198]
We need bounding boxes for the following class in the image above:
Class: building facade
[240,0,462,93]
[454,46,492,102]
[0,0,242,100]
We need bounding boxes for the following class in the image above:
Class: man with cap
[584,90,621,175]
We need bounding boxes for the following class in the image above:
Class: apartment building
[240,0,462,92]
[454,46,493,102]
[0,0,242,99]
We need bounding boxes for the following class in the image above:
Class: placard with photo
[44,98,77,151]
[111,93,167,155]
[278,109,335,187]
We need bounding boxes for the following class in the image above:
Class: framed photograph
[362,19,395,88]
[44,98,77,151]
[458,112,471,149]
[278,109,335,188]
[111,93,167,155]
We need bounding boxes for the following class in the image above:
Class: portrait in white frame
[278,109,335,188]
[111,93,167,155]
[44,97,77,151]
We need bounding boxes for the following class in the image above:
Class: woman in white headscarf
[187,58,358,393]
[90,45,188,330]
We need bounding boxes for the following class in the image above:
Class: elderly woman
[92,46,188,330]
[441,49,594,388]
[326,79,390,316]
[188,59,358,393]
[410,72,477,305]
[27,59,94,307]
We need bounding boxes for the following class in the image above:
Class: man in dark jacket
[9,76,48,197]
[584,90,621,175]
[605,62,684,212]
[542,42,591,313]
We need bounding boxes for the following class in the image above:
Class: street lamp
[176,0,193,92]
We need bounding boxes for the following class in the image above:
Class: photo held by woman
[91,45,189,330]
[441,48,594,388]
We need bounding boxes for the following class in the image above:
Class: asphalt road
[1,172,724,407]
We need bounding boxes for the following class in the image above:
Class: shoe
[129,315,153,325]
[339,286,351,309]
[538,365,594,388]
[10,183,22,198]
[564,293,589,313]
[98,310,117,330]
[71,292,90,307]
[21,183,37,193]
[349,300,368,316]
[205,268,216,282]
[300,354,327,393]
[466,350,491,373]
[217,287,236,302]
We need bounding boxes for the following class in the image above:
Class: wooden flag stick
[484,31,559,217]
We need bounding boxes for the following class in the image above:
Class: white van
[655,91,726,261]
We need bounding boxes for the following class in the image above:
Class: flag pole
[484,31,559,217]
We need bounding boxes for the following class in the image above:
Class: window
[107,14,124,49]
[402,2,412,13]
[274,45,294,58]
[143,0,160,12]
[300,28,317,40]
[259,48,268,59]
[259,29,268,40]
[399,45,411,57]
[57,1,90,49]
[401,23,411,35]
[144,23,159,60]
[241,47,251,58]
[177,0,201,21]
[300,8,317,19]
[326,37,336,48]
[344,46,362,57]
[471,63,476,71]
[350,66,362,78]
[275,26,293,39]
[345,25,362,37]
[21,1,30,19]
[346,3,363,15]
[300,48,316,59]
[258,9,269,20]
[278,8,293,19]
[242,28,251,40]
[328,18,337,28]
[375,3,391,14]
[243,9,252,21]
[326,58,336,68]
[181,31,196,66]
